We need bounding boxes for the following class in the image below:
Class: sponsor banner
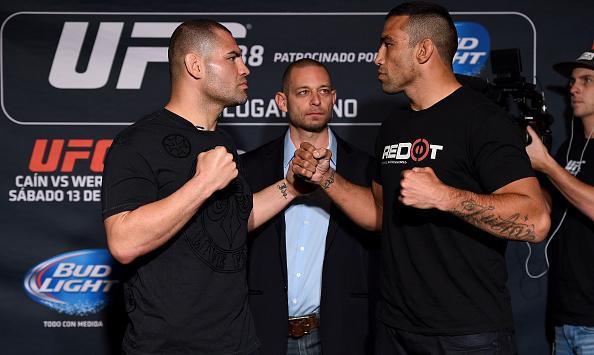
[8,138,111,202]
[23,249,120,316]
[454,21,490,76]
[1,12,535,126]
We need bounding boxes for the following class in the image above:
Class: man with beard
[101,20,302,355]
[242,59,378,355]
[291,2,550,353]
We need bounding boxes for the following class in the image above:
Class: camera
[456,49,553,149]
[487,48,553,149]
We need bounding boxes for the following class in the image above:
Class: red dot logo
[411,138,430,161]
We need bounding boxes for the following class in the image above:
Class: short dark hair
[281,58,332,93]
[168,19,231,77]
[386,1,458,65]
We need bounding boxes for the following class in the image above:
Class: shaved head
[386,1,458,65]
[168,19,232,78]
[281,58,332,94]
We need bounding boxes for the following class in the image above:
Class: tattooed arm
[292,142,383,231]
[399,167,550,242]
[248,163,301,232]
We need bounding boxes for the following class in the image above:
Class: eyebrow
[571,74,594,80]
[380,35,393,43]
[294,85,332,90]
[226,50,241,57]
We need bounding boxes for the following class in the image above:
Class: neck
[581,115,594,138]
[289,125,330,150]
[165,85,223,131]
[406,68,461,111]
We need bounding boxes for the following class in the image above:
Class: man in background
[243,58,378,355]
[526,48,594,354]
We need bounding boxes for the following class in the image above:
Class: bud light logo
[453,22,490,76]
[23,249,119,316]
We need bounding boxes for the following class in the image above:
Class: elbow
[361,221,382,232]
[107,237,137,265]
[531,211,551,243]
[360,213,382,232]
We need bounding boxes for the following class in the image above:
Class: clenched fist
[292,142,332,184]
[399,167,450,210]
[195,146,238,192]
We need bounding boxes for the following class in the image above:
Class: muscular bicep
[372,180,383,208]
[493,176,542,198]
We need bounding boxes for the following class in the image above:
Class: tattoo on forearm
[452,199,536,241]
[278,182,288,199]
[321,169,335,190]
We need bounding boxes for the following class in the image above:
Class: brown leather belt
[288,313,320,338]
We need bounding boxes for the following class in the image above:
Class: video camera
[456,48,553,149]
[486,48,553,149]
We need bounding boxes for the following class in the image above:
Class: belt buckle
[288,314,318,338]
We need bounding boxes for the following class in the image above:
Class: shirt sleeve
[101,142,158,219]
[470,108,535,193]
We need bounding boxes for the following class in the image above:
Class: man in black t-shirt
[525,48,594,354]
[101,20,303,355]
[292,2,550,354]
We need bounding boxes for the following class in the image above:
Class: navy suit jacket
[242,133,379,355]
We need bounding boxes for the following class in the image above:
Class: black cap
[553,48,594,77]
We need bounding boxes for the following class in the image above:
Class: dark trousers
[375,320,517,355]
[287,328,322,355]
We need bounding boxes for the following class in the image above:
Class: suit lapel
[267,137,289,282]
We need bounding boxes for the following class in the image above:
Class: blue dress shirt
[283,129,337,317]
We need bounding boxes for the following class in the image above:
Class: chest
[377,119,478,192]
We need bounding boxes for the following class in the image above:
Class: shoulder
[457,87,507,119]
[335,134,372,162]
[111,110,166,148]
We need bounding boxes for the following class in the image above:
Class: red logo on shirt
[382,138,443,163]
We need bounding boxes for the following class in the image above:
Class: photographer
[525,48,594,354]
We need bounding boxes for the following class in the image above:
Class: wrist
[189,174,216,200]
[436,185,459,212]
[279,178,298,201]
[540,154,558,176]
[318,167,336,190]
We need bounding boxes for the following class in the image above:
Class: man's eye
[319,89,330,94]
[297,90,308,95]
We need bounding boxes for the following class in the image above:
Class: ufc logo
[48,21,247,90]
[29,139,113,173]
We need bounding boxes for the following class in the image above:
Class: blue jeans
[555,325,594,354]
[287,328,322,355]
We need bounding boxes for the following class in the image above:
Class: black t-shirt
[374,87,534,335]
[101,109,259,355]
[548,132,594,326]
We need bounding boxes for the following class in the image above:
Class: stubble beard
[291,114,330,133]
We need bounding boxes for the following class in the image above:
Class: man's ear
[184,53,203,79]
[275,91,288,112]
[416,38,435,64]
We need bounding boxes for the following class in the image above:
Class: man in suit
[242,59,379,355]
